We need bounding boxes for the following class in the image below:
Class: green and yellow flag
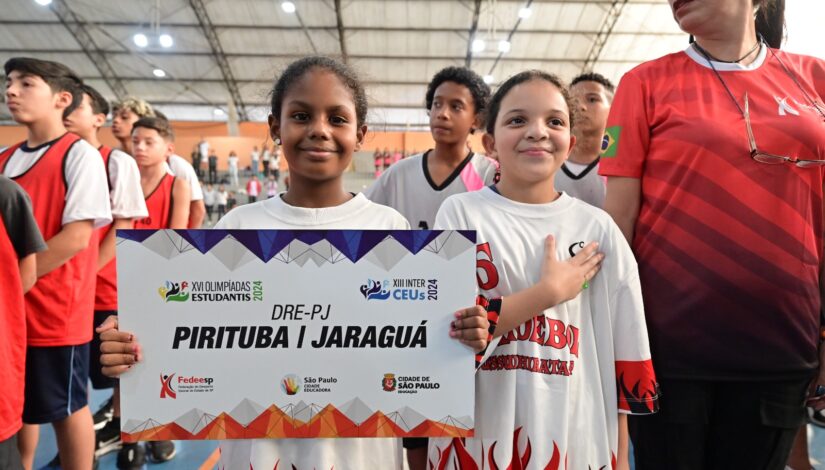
[601,126,621,158]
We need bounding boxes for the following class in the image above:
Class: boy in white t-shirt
[365,67,498,230]
[431,71,658,469]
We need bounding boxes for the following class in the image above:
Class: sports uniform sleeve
[598,71,651,179]
[108,150,148,219]
[363,168,390,205]
[0,176,47,258]
[172,156,204,201]
[63,142,112,228]
[605,220,659,414]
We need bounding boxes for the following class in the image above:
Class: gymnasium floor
[30,154,825,468]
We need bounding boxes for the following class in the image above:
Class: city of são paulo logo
[158,280,264,302]
[382,373,397,392]
[381,372,440,394]
[160,372,214,398]
[281,374,301,395]
[159,281,189,302]
[360,278,439,301]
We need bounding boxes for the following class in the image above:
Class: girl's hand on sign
[451,305,490,353]
[97,315,142,377]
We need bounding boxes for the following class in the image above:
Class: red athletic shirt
[95,146,117,310]
[600,47,825,380]
[135,173,176,230]
[0,207,24,439]
[0,134,100,347]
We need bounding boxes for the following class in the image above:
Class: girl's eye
[506,117,525,126]
[292,112,309,121]
[549,118,565,127]
[330,115,347,125]
[452,104,462,111]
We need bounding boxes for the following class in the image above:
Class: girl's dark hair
[269,56,368,127]
[485,70,575,135]
[754,0,785,49]
[425,66,491,117]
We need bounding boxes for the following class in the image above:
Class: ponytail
[754,0,785,49]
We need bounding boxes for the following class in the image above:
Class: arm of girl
[96,315,142,378]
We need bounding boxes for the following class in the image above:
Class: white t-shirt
[215,190,228,206]
[198,141,209,158]
[214,192,408,469]
[228,155,238,169]
[252,151,261,162]
[2,136,112,228]
[203,188,217,206]
[554,159,606,209]
[364,150,498,230]
[106,148,148,219]
[166,154,204,201]
[431,188,659,469]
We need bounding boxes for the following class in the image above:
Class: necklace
[693,40,760,64]
[693,39,825,122]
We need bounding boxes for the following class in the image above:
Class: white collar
[684,42,767,71]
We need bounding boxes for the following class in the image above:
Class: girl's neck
[27,118,66,148]
[693,20,760,66]
[495,173,560,205]
[281,176,352,209]
[431,140,470,166]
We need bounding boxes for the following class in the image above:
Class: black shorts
[629,377,809,470]
[23,343,90,424]
[89,310,118,390]
[0,434,23,470]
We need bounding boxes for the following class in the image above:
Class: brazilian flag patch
[601,126,621,158]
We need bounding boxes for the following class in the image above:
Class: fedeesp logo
[159,281,189,302]
[360,278,439,301]
[160,373,177,399]
[158,280,264,302]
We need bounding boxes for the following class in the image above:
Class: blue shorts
[23,343,90,424]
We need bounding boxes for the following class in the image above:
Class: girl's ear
[482,132,497,160]
[354,124,368,151]
[471,113,483,135]
[268,114,281,144]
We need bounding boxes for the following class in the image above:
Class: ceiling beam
[0,20,685,37]
[188,0,248,120]
[0,48,645,64]
[582,0,629,72]
[465,0,482,67]
[47,0,128,99]
[487,0,534,78]
[333,0,348,63]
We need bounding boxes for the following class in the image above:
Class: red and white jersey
[599,46,825,380]
[215,193,407,470]
[95,146,148,311]
[0,133,111,346]
[134,173,176,230]
[432,188,659,469]
[364,151,498,229]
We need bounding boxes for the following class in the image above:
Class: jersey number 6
[476,242,499,290]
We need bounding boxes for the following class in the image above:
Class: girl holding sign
[97,56,490,470]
